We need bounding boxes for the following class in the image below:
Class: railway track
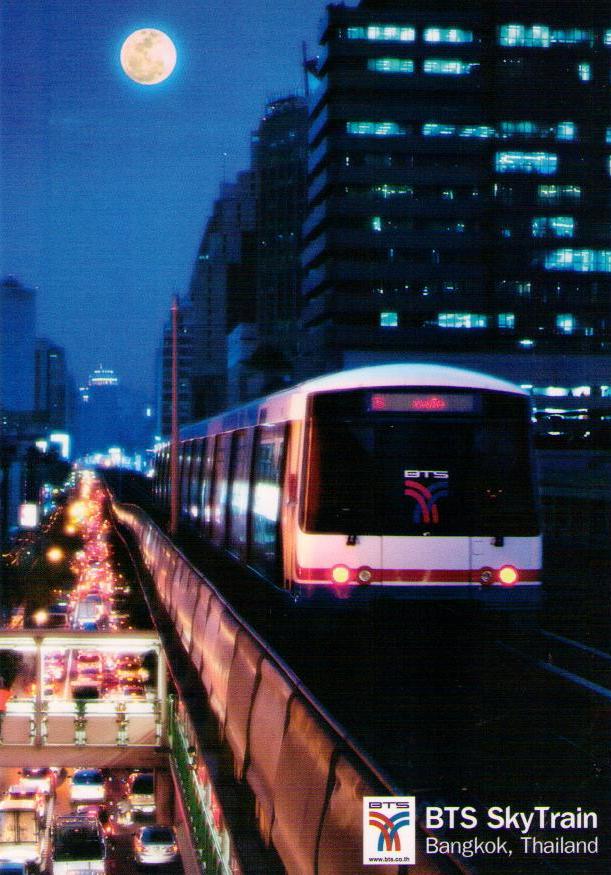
[496,627,611,702]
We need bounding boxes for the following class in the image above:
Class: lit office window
[531,216,575,238]
[348,25,416,42]
[346,121,406,136]
[537,184,581,203]
[372,184,414,198]
[424,27,473,44]
[556,121,577,141]
[497,313,516,329]
[367,57,415,73]
[422,122,456,137]
[578,62,592,81]
[550,29,594,46]
[495,151,558,174]
[423,58,477,75]
[498,24,551,47]
[380,311,399,327]
[556,314,575,334]
[499,121,541,138]
[459,125,495,138]
[543,249,611,272]
[438,312,488,328]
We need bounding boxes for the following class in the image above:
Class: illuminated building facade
[300,0,611,404]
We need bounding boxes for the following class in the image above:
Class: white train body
[155,364,542,606]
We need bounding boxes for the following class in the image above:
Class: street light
[45,546,64,564]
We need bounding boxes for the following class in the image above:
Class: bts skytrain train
[153,363,542,605]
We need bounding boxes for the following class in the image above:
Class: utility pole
[169,295,180,536]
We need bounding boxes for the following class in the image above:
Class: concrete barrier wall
[113,503,451,875]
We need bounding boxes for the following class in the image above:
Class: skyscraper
[252,95,308,377]
[34,338,68,429]
[300,0,611,404]
[0,276,36,420]
[188,172,256,418]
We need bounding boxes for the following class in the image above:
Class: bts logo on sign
[363,796,416,865]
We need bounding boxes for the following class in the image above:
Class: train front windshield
[304,389,538,536]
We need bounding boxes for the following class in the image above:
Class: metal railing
[167,695,234,875]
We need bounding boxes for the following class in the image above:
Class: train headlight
[499,565,519,587]
[331,565,350,584]
[356,567,373,585]
[479,568,493,586]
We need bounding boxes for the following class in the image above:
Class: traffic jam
[0,472,185,873]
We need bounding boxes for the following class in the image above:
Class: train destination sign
[369,392,478,413]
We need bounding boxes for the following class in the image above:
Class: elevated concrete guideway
[0,629,167,759]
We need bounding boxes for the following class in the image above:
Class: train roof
[289,363,525,395]
[179,363,526,441]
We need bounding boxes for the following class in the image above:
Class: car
[52,814,106,874]
[5,786,46,822]
[0,862,29,874]
[70,681,101,701]
[76,652,102,671]
[124,772,155,815]
[115,656,146,682]
[18,769,56,796]
[133,826,178,866]
[70,770,106,803]
[76,620,99,632]
[73,804,112,836]
[0,862,28,874]
[118,683,146,701]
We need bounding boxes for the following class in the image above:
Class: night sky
[1,0,337,395]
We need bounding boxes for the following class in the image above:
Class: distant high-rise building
[77,366,120,454]
[299,0,611,401]
[156,300,194,439]
[188,172,256,418]
[0,276,36,420]
[251,95,308,384]
[34,338,68,429]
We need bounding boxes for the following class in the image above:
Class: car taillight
[499,565,519,586]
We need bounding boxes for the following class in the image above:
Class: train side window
[201,436,216,533]
[227,429,255,559]
[250,424,286,581]
[189,438,205,519]
[161,448,170,508]
[180,440,192,517]
[210,433,232,545]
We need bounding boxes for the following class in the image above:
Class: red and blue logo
[363,796,416,865]
[404,479,449,524]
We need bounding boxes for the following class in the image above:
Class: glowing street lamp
[46,546,65,564]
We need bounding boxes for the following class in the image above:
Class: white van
[0,797,43,870]
[51,814,106,874]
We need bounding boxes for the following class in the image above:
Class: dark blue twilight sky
[1,1,342,395]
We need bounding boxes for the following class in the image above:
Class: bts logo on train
[404,470,449,480]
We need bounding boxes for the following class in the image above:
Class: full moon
[120,29,177,85]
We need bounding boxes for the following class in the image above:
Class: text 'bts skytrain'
[153,364,542,605]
